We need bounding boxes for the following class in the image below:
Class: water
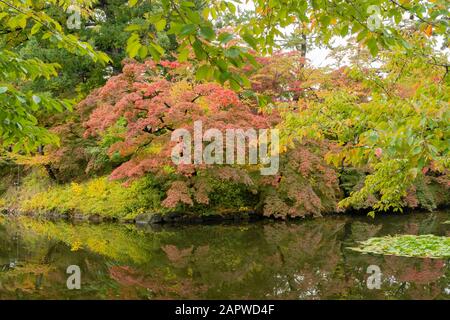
[0,211,449,299]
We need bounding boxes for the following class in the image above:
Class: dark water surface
[0,211,449,299]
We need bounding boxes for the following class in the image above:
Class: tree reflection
[0,212,448,299]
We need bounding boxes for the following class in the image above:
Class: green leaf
[138,45,148,59]
[367,37,379,56]
[128,0,139,7]
[199,25,215,40]
[8,14,27,29]
[320,15,331,27]
[155,19,166,32]
[340,25,349,37]
[179,24,197,36]
[181,1,195,7]
[152,43,165,55]
[0,87,8,94]
[225,47,240,58]
[127,41,141,58]
[126,33,142,58]
[185,9,202,24]
[178,48,189,62]
[241,32,258,50]
[356,29,368,42]
[30,23,42,35]
[218,32,234,44]
[192,40,206,60]
[196,64,212,80]
[148,43,162,61]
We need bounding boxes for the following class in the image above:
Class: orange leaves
[424,24,433,37]
[5,153,51,166]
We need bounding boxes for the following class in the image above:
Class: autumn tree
[77,58,341,217]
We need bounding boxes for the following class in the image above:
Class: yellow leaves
[70,240,83,251]
[20,176,150,219]
[145,142,164,155]
[280,144,288,153]
[343,118,353,126]
[324,151,344,167]
[86,238,108,254]
[1,153,51,166]
[424,24,433,37]
[16,216,148,263]
[196,96,210,112]
[256,6,272,16]
[86,178,108,195]
[0,198,5,209]
[70,182,83,195]
[170,80,192,99]
[202,7,209,20]
[7,13,28,30]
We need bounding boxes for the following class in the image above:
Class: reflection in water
[0,212,448,299]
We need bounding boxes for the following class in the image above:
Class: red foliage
[81,59,273,185]
[78,58,341,216]
[260,140,341,219]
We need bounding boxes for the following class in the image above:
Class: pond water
[0,211,449,299]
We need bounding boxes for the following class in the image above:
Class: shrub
[20,176,163,219]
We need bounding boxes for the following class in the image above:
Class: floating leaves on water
[349,235,450,259]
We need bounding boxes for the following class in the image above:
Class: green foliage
[127,0,449,90]
[0,0,110,150]
[0,50,71,150]
[20,0,176,98]
[350,234,450,258]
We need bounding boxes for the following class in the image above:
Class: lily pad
[349,234,450,259]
